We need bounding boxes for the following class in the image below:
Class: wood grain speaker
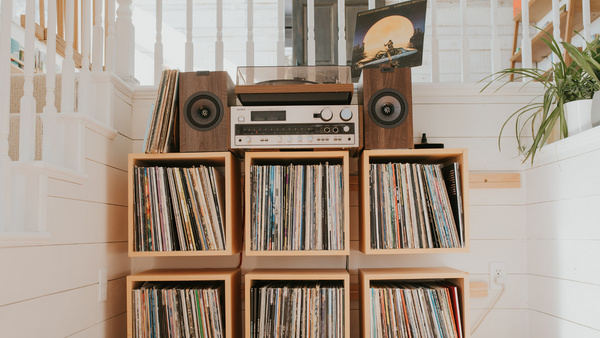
[179,71,235,152]
[360,67,414,150]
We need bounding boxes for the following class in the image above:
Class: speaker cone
[367,88,408,129]
[183,91,224,131]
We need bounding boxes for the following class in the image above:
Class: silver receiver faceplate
[231,105,359,149]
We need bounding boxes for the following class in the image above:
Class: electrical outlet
[99,269,108,302]
[489,262,507,290]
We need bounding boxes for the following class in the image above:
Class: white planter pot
[565,99,593,136]
[591,91,600,128]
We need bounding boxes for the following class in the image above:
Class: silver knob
[343,126,350,133]
[298,136,302,142]
[307,136,313,142]
[245,137,251,143]
[340,108,353,121]
[277,136,282,142]
[320,108,333,121]
[287,136,292,142]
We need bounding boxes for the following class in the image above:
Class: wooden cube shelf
[126,268,241,338]
[244,151,350,256]
[128,152,242,256]
[244,269,350,338]
[359,149,470,254]
[359,267,470,338]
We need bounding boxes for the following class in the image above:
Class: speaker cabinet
[360,67,413,150]
[179,71,235,152]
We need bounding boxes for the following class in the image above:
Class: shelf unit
[126,268,241,338]
[244,150,350,256]
[510,0,600,65]
[244,269,350,338]
[128,152,242,256]
[359,267,470,338]
[358,148,470,254]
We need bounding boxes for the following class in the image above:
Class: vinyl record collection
[133,165,226,251]
[250,163,344,251]
[370,280,463,338]
[144,68,180,154]
[250,280,345,338]
[369,162,464,249]
[132,281,225,338]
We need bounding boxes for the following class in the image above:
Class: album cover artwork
[351,0,427,80]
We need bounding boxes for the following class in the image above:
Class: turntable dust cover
[351,0,427,80]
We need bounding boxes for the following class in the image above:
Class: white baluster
[61,0,76,115]
[460,0,470,82]
[247,0,254,67]
[79,0,91,117]
[552,0,562,59]
[216,0,224,71]
[154,0,163,84]
[106,0,117,73]
[277,0,285,66]
[431,0,439,82]
[0,0,13,229]
[307,0,316,66]
[582,0,591,40]
[185,0,193,72]
[368,0,375,10]
[20,0,37,161]
[92,0,104,72]
[116,0,138,85]
[490,0,501,75]
[337,0,346,66]
[42,0,58,162]
[520,0,532,68]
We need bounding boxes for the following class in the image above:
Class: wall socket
[99,269,108,302]
[489,262,507,290]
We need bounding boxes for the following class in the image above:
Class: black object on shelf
[414,133,444,149]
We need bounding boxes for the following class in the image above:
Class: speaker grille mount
[183,91,224,131]
[367,88,408,129]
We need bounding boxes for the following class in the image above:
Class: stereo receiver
[230,105,359,149]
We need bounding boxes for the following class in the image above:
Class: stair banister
[337,0,346,66]
[116,0,138,85]
[460,0,470,82]
[93,0,104,72]
[185,0,193,72]
[277,0,285,66]
[154,0,163,85]
[80,0,92,117]
[19,0,37,162]
[216,0,224,71]
[491,0,501,76]
[106,0,117,73]
[247,0,255,67]
[520,0,532,68]
[0,0,13,230]
[42,0,59,163]
[307,0,315,66]
[62,0,76,114]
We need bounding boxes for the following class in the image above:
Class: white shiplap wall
[0,84,133,337]
[130,81,541,338]
[526,128,600,338]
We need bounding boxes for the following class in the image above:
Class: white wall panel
[47,197,127,244]
[114,94,134,139]
[528,275,600,330]
[527,195,600,240]
[470,274,529,309]
[0,278,126,338]
[470,309,529,338]
[529,310,600,338]
[470,205,526,240]
[528,240,600,285]
[68,312,127,338]
[0,243,129,306]
[86,130,132,171]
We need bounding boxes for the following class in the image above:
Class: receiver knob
[343,126,350,133]
[277,136,282,142]
[340,108,353,121]
[320,108,333,121]
[298,136,302,142]
[307,136,313,142]
[287,136,292,142]
[245,137,251,143]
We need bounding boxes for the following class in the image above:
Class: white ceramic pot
[591,91,600,128]
[564,99,593,136]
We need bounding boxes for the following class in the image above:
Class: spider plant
[480,29,596,165]
[561,34,600,90]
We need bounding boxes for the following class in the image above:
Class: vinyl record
[367,88,408,129]
[183,91,224,131]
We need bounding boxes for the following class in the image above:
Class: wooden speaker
[179,71,235,152]
[360,67,413,150]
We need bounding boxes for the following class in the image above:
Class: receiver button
[343,126,350,133]
[340,108,353,121]
[320,108,333,121]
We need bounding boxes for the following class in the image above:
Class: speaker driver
[368,88,408,129]
[183,91,224,131]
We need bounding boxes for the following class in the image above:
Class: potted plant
[480,29,597,164]
[561,35,600,127]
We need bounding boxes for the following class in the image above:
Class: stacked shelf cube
[245,269,351,338]
[126,268,241,338]
[359,267,470,338]
[244,151,350,256]
[358,148,470,254]
[128,152,242,256]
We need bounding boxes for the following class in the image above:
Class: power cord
[470,276,505,335]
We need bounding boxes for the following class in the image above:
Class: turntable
[235,66,354,106]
